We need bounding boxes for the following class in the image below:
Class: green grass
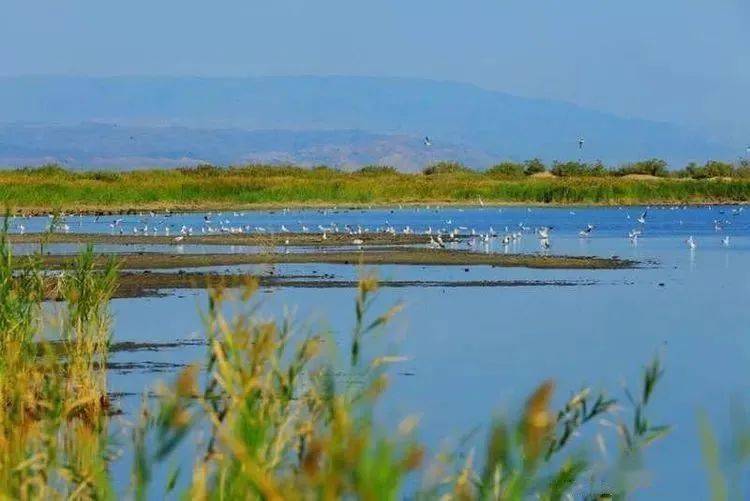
[1,164,750,211]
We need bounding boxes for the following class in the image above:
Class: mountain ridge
[0,75,733,168]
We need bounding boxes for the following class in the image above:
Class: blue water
[53,205,749,498]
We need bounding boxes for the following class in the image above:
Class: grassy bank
[3,165,750,211]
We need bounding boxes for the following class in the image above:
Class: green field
[3,164,750,211]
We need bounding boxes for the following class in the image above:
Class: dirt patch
[35,248,635,272]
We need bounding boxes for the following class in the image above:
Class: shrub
[681,161,735,179]
[422,161,472,176]
[83,170,122,182]
[615,159,669,177]
[177,164,224,177]
[486,161,525,178]
[18,163,72,178]
[523,158,547,176]
[356,165,399,176]
[550,161,607,177]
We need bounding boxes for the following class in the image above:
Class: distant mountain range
[0,76,734,170]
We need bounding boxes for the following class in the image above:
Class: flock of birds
[8,205,745,253]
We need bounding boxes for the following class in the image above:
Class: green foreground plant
[0,230,672,499]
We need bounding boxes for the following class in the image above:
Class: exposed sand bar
[33,248,634,270]
[110,272,597,298]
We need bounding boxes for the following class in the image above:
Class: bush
[82,170,122,182]
[356,165,399,176]
[178,164,224,177]
[422,161,472,176]
[550,161,607,177]
[680,161,735,179]
[486,161,525,178]
[18,163,71,178]
[615,159,668,177]
[523,158,547,176]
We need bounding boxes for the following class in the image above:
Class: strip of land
[110,272,597,298]
[1,166,750,211]
[33,248,634,271]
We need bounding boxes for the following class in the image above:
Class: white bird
[174,235,184,242]
[685,236,696,249]
[579,224,594,237]
[722,236,730,246]
[637,210,648,225]
[537,227,551,239]
[352,238,364,245]
[424,136,432,147]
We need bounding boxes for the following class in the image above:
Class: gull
[540,238,551,250]
[578,137,585,150]
[321,232,327,241]
[579,224,594,237]
[424,136,432,147]
[722,236,730,246]
[280,225,289,233]
[537,226,551,239]
[628,229,641,240]
[637,210,648,225]
[352,238,364,245]
[685,236,696,249]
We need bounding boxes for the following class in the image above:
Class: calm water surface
[40,206,749,499]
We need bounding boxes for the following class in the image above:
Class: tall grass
[0,229,673,498]
[0,231,118,498]
[2,165,750,210]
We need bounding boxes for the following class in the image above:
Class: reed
[1,164,750,211]
[0,226,671,499]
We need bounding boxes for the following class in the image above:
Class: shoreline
[5,199,749,216]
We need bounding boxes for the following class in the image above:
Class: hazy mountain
[0,123,492,171]
[0,75,734,169]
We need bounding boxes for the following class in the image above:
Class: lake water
[31,205,750,498]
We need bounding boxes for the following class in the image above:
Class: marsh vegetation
[0,224,672,499]
[3,160,750,212]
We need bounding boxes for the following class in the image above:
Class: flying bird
[424,136,432,147]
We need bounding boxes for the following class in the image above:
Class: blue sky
[1,0,748,146]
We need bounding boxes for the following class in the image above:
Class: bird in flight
[637,210,648,225]
[424,136,432,147]
[578,137,585,150]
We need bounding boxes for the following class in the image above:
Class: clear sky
[1,0,748,146]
